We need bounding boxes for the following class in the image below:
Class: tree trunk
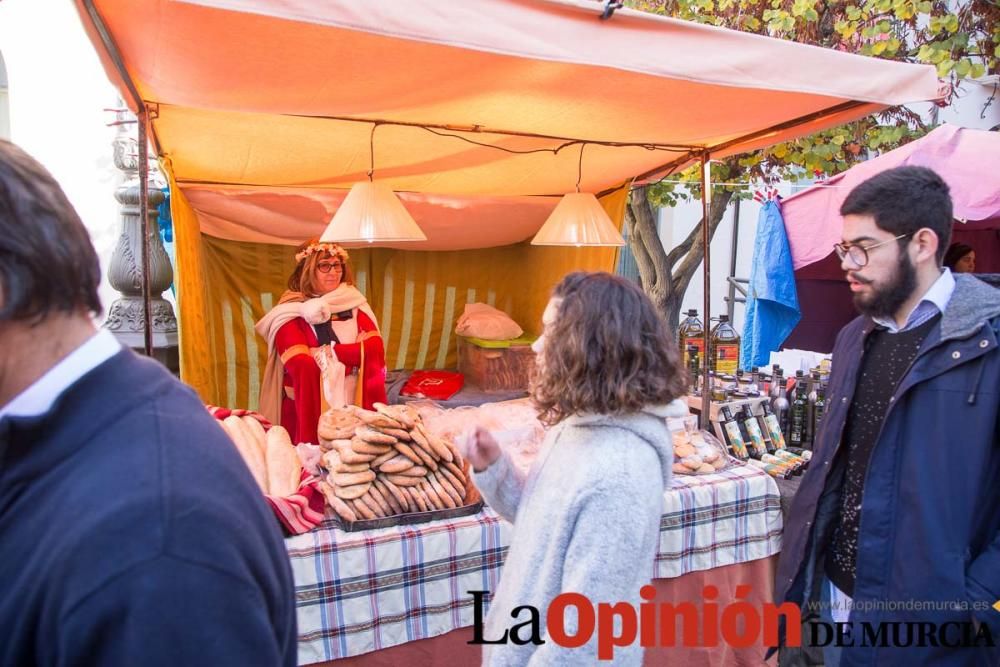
[624,185,735,333]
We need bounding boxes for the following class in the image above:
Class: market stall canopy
[781,124,1000,270]
[76,0,944,250]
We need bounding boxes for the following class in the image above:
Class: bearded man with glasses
[771,166,1000,666]
[256,239,387,446]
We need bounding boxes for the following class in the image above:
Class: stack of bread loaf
[218,417,304,497]
[316,402,475,523]
[671,430,728,475]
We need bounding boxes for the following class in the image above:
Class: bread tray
[328,499,485,532]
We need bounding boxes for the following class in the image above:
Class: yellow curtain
[171,180,628,409]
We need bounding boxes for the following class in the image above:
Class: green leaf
[954,59,971,77]
[831,134,846,145]
[936,60,955,77]
[872,41,887,55]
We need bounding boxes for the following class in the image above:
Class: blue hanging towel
[741,199,801,369]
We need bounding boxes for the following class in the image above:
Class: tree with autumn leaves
[623,0,999,328]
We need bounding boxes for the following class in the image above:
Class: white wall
[0,0,123,322]
[934,78,1000,130]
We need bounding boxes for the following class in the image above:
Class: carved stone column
[103,113,179,373]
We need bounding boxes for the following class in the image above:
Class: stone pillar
[102,112,179,373]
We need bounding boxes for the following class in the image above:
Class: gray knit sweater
[473,400,688,666]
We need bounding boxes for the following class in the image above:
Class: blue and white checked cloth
[287,463,781,664]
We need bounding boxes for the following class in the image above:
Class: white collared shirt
[872,267,955,334]
[0,328,122,421]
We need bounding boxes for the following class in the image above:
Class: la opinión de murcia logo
[467,587,997,661]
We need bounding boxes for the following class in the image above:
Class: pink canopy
[782,124,1000,270]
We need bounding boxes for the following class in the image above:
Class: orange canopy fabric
[76,0,943,250]
[75,0,945,406]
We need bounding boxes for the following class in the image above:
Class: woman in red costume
[256,240,387,445]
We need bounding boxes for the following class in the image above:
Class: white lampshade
[530,192,626,247]
[321,181,427,243]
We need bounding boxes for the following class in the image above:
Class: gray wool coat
[474,400,688,666]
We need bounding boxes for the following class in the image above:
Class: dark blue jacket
[0,348,297,666]
[774,275,1000,666]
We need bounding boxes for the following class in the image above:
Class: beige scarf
[255,284,370,426]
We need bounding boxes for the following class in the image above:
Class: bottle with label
[767,365,782,403]
[771,448,809,473]
[762,452,802,476]
[810,372,826,449]
[709,315,741,375]
[769,368,789,439]
[788,370,809,447]
[746,458,793,479]
[785,447,813,462]
[760,400,787,450]
[687,346,701,394]
[678,310,704,369]
[748,367,761,394]
[738,403,768,458]
[719,405,749,459]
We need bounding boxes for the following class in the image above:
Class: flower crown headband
[295,241,349,264]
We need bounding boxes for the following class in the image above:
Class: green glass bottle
[788,370,809,447]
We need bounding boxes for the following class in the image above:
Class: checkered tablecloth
[287,508,512,665]
[288,462,782,664]
[657,461,783,578]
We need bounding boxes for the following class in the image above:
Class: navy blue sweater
[0,349,296,666]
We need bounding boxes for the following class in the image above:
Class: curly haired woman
[256,239,387,446]
[463,272,689,665]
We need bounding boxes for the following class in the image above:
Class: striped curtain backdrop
[169,171,627,410]
[192,236,619,410]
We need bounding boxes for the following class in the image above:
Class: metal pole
[699,153,712,428]
[727,198,741,322]
[138,112,153,357]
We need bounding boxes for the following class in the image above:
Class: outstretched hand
[460,426,502,473]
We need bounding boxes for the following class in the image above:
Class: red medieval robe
[273,309,387,446]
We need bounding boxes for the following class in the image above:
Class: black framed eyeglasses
[316,261,344,274]
[833,233,910,268]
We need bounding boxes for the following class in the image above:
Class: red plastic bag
[401,370,465,401]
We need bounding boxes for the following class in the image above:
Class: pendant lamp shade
[321,181,427,243]
[530,192,626,246]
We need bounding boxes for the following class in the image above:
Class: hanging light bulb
[321,123,427,244]
[531,143,625,247]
